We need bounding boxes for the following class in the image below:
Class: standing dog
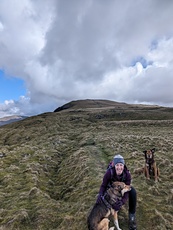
[143,148,159,182]
[87,181,131,230]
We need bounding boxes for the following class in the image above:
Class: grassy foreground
[0,101,173,229]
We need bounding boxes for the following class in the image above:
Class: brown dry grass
[0,100,172,229]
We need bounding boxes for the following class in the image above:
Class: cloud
[0,0,173,117]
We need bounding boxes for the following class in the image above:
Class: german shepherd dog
[143,148,159,182]
[87,182,131,230]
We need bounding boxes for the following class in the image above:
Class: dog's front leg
[114,220,122,230]
[145,164,150,179]
[112,210,122,230]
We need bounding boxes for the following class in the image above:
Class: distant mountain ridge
[54,99,153,112]
[54,99,173,121]
[0,115,27,126]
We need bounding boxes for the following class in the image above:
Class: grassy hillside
[0,100,172,229]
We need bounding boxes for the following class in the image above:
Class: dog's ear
[143,150,147,154]
[151,148,155,153]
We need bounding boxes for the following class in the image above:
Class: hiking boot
[129,213,137,230]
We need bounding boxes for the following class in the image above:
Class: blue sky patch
[0,70,26,103]
[131,56,153,68]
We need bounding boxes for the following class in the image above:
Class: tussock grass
[0,105,173,229]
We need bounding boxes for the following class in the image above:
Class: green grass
[0,105,173,229]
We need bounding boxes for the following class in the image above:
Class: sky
[0,0,173,118]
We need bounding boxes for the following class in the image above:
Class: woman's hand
[112,199,123,211]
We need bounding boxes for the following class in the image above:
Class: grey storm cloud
[0,0,173,117]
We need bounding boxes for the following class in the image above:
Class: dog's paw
[109,227,115,230]
[112,227,122,230]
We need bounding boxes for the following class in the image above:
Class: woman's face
[115,163,124,175]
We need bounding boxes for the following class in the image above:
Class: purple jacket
[98,165,131,204]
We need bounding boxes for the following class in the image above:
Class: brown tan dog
[143,148,159,182]
[87,181,131,230]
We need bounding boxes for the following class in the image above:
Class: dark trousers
[129,186,137,214]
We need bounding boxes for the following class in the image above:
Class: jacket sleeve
[125,169,131,185]
[122,191,129,204]
[98,169,111,195]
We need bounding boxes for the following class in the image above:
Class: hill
[54,99,173,120]
[0,99,172,229]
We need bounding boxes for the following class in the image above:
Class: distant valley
[0,115,27,126]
